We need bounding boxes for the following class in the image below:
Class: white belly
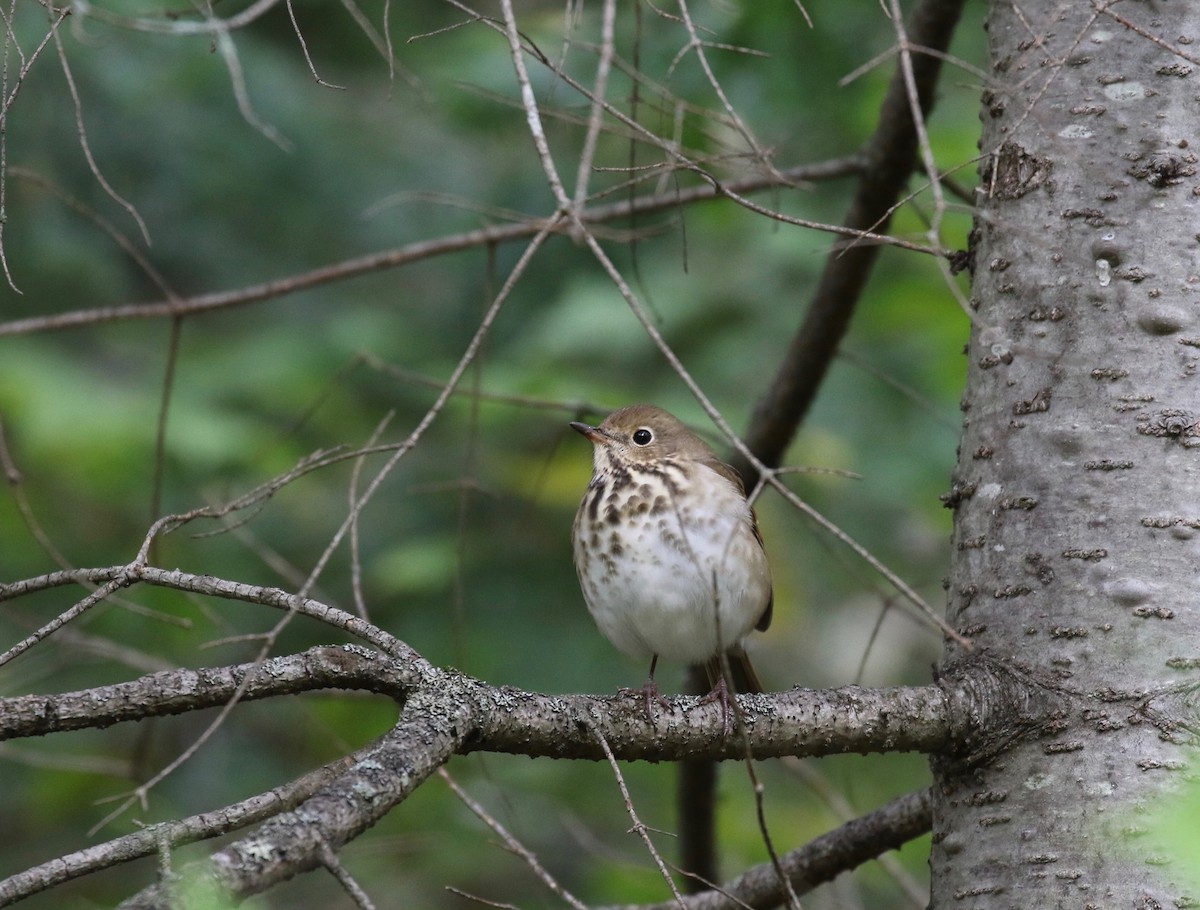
[573,464,771,662]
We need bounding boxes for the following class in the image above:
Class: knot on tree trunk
[936,654,1072,772]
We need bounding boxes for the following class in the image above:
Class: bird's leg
[618,654,673,724]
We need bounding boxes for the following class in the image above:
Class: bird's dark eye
[632,428,653,445]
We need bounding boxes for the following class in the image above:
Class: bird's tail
[704,646,763,695]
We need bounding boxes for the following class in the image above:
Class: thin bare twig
[8,168,175,295]
[572,0,616,209]
[285,0,346,90]
[440,768,589,910]
[349,411,396,620]
[742,755,803,910]
[0,415,73,568]
[291,221,558,604]
[213,26,291,149]
[593,723,687,908]
[1092,0,1200,66]
[51,22,150,245]
[0,752,358,904]
[148,317,183,556]
[0,574,130,668]
[889,0,947,232]
[70,0,282,36]
[783,760,926,907]
[839,41,993,89]
[770,476,967,646]
[699,178,942,257]
[0,565,417,657]
[671,0,779,178]
[497,0,570,208]
[886,0,975,327]
[330,0,420,96]
[318,838,377,909]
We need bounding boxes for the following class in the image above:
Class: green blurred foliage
[1141,778,1200,893]
[0,0,985,906]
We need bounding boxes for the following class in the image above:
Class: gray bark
[933,1,1200,906]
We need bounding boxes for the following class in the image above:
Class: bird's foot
[619,678,674,725]
[696,674,735,735]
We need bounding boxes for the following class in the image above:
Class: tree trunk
[933,1,1200,905]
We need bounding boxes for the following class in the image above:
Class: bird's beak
[569,421,609,445]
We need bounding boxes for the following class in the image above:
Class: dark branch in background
[0,158,860,339]
[620,789,932,910]
[734,0,969,478]
[680,663,719,890]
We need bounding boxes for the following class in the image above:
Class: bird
[569,404,773,728]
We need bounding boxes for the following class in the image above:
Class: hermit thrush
[570,404,773,726]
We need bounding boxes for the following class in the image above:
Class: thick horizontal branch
[0,646,410,741]
[0,565,1062,906]
[0,639,1062,906]
[0,568,1057,765]
[473,682,953,762]
[0,658,947,907]
[0,642,946,905]
[0,640,951,760]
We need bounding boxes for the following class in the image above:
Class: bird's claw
[696,674,735,735]
[618,678,674,725]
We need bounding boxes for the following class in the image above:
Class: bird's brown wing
[756,584,775,632]
[702,455,774,632]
